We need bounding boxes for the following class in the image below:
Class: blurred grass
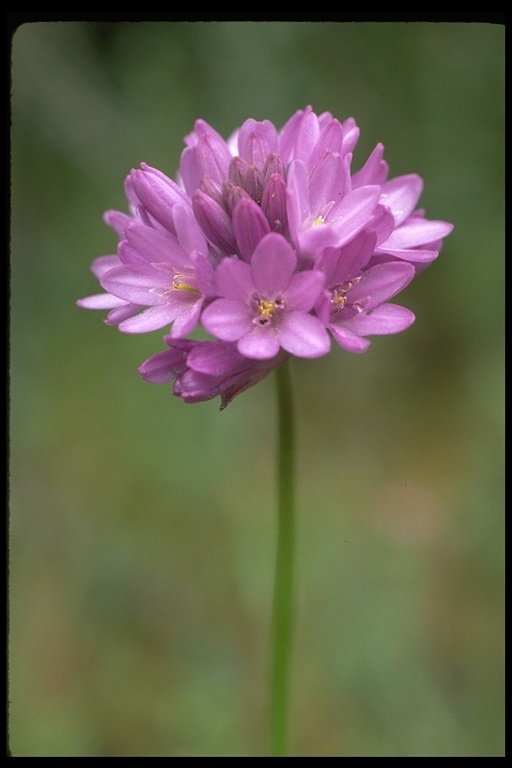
[9,21,504,756]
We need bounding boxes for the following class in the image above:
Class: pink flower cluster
[78,107,453,408]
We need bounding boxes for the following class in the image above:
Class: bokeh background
[9,21,504,756]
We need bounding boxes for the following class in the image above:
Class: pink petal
[100,266,168,305]
[105,304,142,325]
[232,198,270,262]
[215,258,254,301]
[201,298,253,341]
[285,270,325,312]
[251,233,296,296]
[118,304,182,333]
[342,303,415,336]
[188,341,244,376]
[351,143,388,188]
[237,325,281,360]
[277,311,331,358]
[103,209,132,238]
[169,298,203,339]
[278,107,310,162]
[311,118,344,162]
[329,185,381,247]
[131,168,184,233]
[125,224,190,270]
[90,255,122,278]
[173,203,208,255]
[196,133,232,185]
[375,246,439,263]
[380,218,454,250]
[139,350,182,383]
[294,108,320,163]
[76,293,128,310]
[350,262,415,310]
[379,174,423,225]
[329,324,371,353]
[237,119,279,162]
[309,152,349,215]
[285,160,311,246]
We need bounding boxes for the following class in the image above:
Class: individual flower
[314,231,416,353]
[201,233,330,360]
[79,204,214,337]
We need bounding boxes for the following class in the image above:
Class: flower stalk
[270,361,296,756]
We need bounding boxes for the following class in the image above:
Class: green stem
[270,361,296,756]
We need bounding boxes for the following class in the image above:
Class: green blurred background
[9,21,504,756]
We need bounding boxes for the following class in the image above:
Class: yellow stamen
[172,275,200,294]
[258,299,276,319]
[331,292,346,309]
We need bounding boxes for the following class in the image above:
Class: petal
[315,231,376,286]
[309,151,349,214]
[342,303,415,336]
[261,173,288,235]
[90,255,122,278]
[232,198,271,262]
[76,293,128,310]
[105,304,143,325]
[179,145,202,196]
[278,107,310,163]
[188,118,230,146]
[214,258,254,301]
[328,185,381,247]
[329,231,377,285]
[124,223,190,270]
[139,349,186,383]
[285,270,325,312]
[237,324,281,360]
[379,218,454,250]
[237,118,279,162]
[379,174,423,225]
[192,190,237,255]
[297,222,345,253]
[311,118,344,162]
[100,266,167,305]
[190,250,215,296]
[169,297,203,339]
[351,143,388,188]
[285,160,311,246]
[130,168,185,233]
[340,117,360,154]
[250,233,296,296]
[350,262,415,310]
[196,133,232,185]
[103,209,132,238]
[173,203,208,255]
[329,324,371,353]
[375,246,439,263]
[188,341,245,376]
[368,204,396,246]
[119,304,182,333]
[278,311,331,358]
[294,108,321,163]
[201,298,253,341]
[117,241,150,269]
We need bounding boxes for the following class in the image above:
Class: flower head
[78,106,453,407]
